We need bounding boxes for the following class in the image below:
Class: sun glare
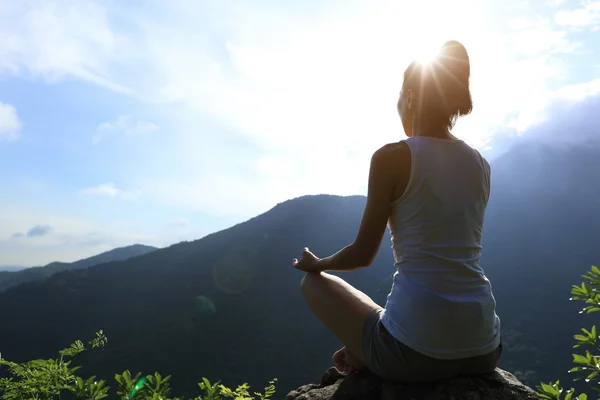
[412,41,442,66]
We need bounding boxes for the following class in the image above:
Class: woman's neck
[411,119,455,140]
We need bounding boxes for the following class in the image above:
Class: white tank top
[380,136,501,360]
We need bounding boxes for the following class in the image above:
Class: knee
[300,271,322,295]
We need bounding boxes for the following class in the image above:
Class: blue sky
[1,0,599,266]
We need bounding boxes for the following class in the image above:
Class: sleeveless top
[380,136,501,360]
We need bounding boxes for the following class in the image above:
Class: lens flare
[128,376,147,399]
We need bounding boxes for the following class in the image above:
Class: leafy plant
[0,330,108,400]
[115,370,144,399]
[535,265,600,400]
[0,331,277,399]
[144,372,172,398]
[197,377,222,400]
[216,378,277,400]
[74,376,110,400]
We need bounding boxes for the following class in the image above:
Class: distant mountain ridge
[0,265,27,272]
[0,244,158,292]
[0,265,28,272]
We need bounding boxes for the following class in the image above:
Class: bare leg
[300,271,381,364]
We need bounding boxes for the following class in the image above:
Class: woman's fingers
[302,247,315,259]
[293,247,316,270]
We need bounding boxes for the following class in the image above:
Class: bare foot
[332,347,351,373]
[332,346,364,374]
[344,348,364,371]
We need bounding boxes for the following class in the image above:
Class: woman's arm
[314,144,399,272]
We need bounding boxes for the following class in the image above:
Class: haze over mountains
[0,265,27,272]
[0,130,598,396]
[0,244,158,292]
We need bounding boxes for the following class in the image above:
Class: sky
[1,0,599,266]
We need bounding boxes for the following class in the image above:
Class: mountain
[0,140,598,396]
[0,265,27,272]
[0,196,392,396]
[0,244,159,292]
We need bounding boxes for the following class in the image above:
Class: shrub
[0,330,277,400]
[535,265,600,400]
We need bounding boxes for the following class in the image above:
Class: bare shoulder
[372,141,410,168]
[370,142,411,200]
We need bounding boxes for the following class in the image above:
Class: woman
[292,40,502,383]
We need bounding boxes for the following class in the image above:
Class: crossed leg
[300,271,381,373]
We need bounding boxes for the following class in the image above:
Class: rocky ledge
[286,367,538,400]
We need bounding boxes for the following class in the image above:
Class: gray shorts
[361,308,502,382]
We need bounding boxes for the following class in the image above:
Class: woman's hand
[293,247,323,273]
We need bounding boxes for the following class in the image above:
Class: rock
[286,367,539,400]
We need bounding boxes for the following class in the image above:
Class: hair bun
[401,40,473,128]
[437,40,470,85]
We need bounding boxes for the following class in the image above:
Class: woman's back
[381,135,501,360]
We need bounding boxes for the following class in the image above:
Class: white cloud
[0,102,21,140]
[550,0,568,6]
[555,1,600,29]
[81,182,138,200]
[1,0,597,222]
[93,115,158,145]
[552,78,600,102]
[507,19,578,56]
[512,77,600,132]
[1,1,575,148]
[140,153,369,219]
[0,2,583,144]
[0,206,159,265]
[0,0,130,93]
[82,182,118,197]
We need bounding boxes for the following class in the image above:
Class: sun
[412,40,442,66]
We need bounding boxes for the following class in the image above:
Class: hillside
[0,244,159,292]
[0,140,598,396]
[0,196,394,396]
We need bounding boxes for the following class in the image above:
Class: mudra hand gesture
[292,247,322,273]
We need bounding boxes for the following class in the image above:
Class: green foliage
[535,381,586,400]
[197,377,221,400]
[216,378,277,400]
[535,265,600,400]
[0,331,106,400]
[0,332,277,400]
[74,376,110,400]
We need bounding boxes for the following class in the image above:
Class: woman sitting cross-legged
[292,40,502,383]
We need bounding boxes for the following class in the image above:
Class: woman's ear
[407,89,414,112]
